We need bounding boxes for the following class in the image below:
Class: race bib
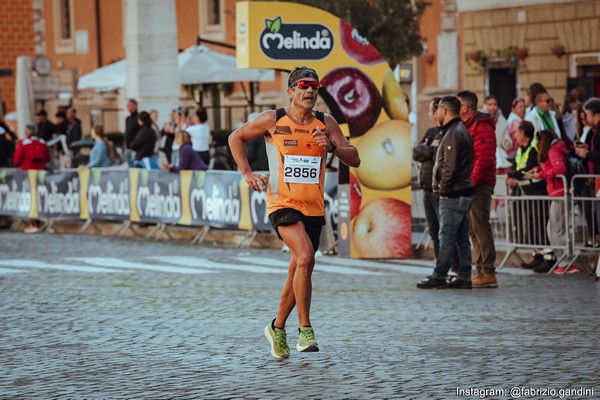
[283,155,321,184]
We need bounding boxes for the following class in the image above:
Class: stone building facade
[461,0,600,115]
[0,0,35,115]
[415,0,600,138]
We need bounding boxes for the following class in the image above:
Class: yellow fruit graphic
[382,69,409,121]
[354,120,411,190]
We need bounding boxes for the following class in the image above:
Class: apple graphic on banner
[354,119,411,190]
[349,171,362,219]
[339,20,385,65]
[382,69,409,121]
[352,197,411,258]
[320,67,382,137]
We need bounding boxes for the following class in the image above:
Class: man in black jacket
[124,99,140,147]
[124,99,140,165]
[65,107,82,149]
[35,110,56,142]
[412,97,442,258]
[417,96,475,289]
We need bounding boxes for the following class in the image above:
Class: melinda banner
[236,2,412,258]
[0,169,34,218]
[35,170,80,219]
[1,169,338,237]
[186,170,242,229]
[130,170,182,224]
[80,169,130,221]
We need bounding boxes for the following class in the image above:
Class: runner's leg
[274,252,297,328]
[277,222,315,328]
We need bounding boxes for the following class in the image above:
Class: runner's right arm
[228,111,274,192]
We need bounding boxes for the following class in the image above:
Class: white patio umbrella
[77,59,127,91]
[177,45,274,85]
[77,46,274,91]
[14,56,35,139]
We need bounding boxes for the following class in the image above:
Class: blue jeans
[133,155,159,170]
[423,191,440,258]
[432,195,474,280]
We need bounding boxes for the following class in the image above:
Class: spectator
[149,109,162,152]
[506,98,526,156]
[187,107,211,165]
[528,130,576,274]
[124,99,140,149]
[561,93,578,142]
[526,82,547,113]
[13,124,49,170]
[575,98,600,244]
[65,107,82,149]
[412,98,443,259]
[166,131,208,172]
[160,108,178,163]
[416,96,475,289]
[35,109,56,142]
[171,106,189,166]
[572,103,597,247]
[245,111,269,171]
[13,124,50,233]
[484,96,511,167]
[506,121,548,268]
[484,95,510,219]
[84,125,110,168]
[0,116,17,167]
[457,90,498,288]
[571,86,587,105]
[525,91,562,139]
[130,111,159,170]
[54,111,67,136]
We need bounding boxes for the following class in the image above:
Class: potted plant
[465,50,487,72]
[515,47,529,60]
[424,53,436,65]
[468,50,482,63]
[550,44,565,58]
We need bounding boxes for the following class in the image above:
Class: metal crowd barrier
[497,174,570,273]
[569,175,600,279]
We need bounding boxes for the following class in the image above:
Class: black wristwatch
[327,140,337,153]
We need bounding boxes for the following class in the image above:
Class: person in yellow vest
[229,66,360,359]
[506,120,548,270]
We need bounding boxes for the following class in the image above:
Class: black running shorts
[268,208,325,252]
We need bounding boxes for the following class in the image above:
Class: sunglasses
[296,80,319,90]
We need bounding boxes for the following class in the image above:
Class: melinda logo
[260,17,333,60]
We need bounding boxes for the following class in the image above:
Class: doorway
[488,67,516,118]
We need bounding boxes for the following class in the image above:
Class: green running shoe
[264,323,290,359]
[296,326,319,352]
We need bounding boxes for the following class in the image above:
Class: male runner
[229,66,361,358]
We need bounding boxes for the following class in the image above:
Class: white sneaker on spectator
[24,225,39,234]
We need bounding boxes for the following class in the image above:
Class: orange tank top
[265,108,327,216]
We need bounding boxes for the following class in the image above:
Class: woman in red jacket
[528,130,578,274]
[13,124,50,233]
[13,124,49,170]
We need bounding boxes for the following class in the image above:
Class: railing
[497,175,570,272]
[415,174,600,278]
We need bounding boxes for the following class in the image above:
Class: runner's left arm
[320,114,360,168]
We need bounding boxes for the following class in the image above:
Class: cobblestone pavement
[1,232,599,399]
